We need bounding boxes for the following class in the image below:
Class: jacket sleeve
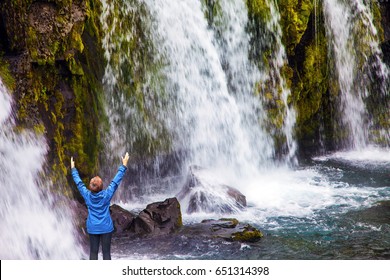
[105,165,127,200]
[71,168,89,200]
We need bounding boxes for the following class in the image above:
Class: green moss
[85,0,101,38]
[0,55,16,91]
[98,0,173,160]
[67,57,85,75]
[0,0,106,193]
[371,1,384,42]
[295,34,328,126]
[246,0,271,22]
[33,123,47,135]
[201,0,224,28]
[231,225,263,242]
[277,0,313,56]
[176,202,183,227]
[26,27,39,61]
[70,23,85,53]
[287,3,337,152]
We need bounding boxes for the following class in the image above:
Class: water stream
[1,0,389,260]
[99,0,390,259]
[323,0,389,149]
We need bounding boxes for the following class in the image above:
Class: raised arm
[105,152,129,199]
[70,157,89,199]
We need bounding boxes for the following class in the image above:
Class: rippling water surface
[113,147,390,260]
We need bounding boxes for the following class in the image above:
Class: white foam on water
[100,0,390,233]
[314,145,390,166]
[175,165,389,227]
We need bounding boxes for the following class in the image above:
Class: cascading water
[0,79,83,259]
[144,0,276,179]
[260,0,298,164]
[323,0,389,149]
[98,0,390,259]
[0,0,388,261]
[100,0,297,193]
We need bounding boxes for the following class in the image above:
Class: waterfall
[145,0,272,177]
[100,0,297,192]
[0,79,83,259]
[323,0,389,149]
[261,0,298,163]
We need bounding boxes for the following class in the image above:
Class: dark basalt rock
[71,194,262,253]
[130,197,183,236]
[110,204,136,234]
[177,166,247,214]
[70,196,182,239]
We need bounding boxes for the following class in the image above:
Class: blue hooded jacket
[71,165,127,234]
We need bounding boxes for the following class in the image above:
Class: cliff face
[0,0,104,192]
[277,0,333,156]
[381,3,390,64]
[277,0,389,155]
[0,0,389,186]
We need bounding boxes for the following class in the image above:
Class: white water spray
[0,80,83,259]
[264,0,298,163]
[142,0,298,179]
[100,0,389,224]
[323,0,389,149]
[145,0,268,179]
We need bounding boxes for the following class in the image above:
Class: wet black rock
[130,197,183,236]
[110,204,136,234]
[177,166,247,214]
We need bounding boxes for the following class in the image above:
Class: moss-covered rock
[180,218,263,243]
[277,0,313,57]
[0,55,15,90]
[99,0,171,163]
[0,0,105,196]
[231,224,263,242]
[1,0,389,182]
[289,5,334,155]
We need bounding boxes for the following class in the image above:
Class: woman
[71,152,129,260]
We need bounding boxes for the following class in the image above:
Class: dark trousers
[89,232,113,260]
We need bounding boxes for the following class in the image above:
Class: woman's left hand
[122,152,129,167]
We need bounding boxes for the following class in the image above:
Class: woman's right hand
[71,157,75,169]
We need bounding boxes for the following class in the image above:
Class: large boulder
[177,166,246,214]
[110,204,136,234]
[69,197,182,238]
[69,199,136,236]
[130,197,183,236]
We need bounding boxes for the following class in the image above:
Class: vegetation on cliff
[0,0,389,191]
[99,0,171,162]
[0,0,105,195]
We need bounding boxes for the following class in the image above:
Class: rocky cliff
[0,0,104,195]
[0,0,389,189]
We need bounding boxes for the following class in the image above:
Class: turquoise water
[112,149,390,260]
